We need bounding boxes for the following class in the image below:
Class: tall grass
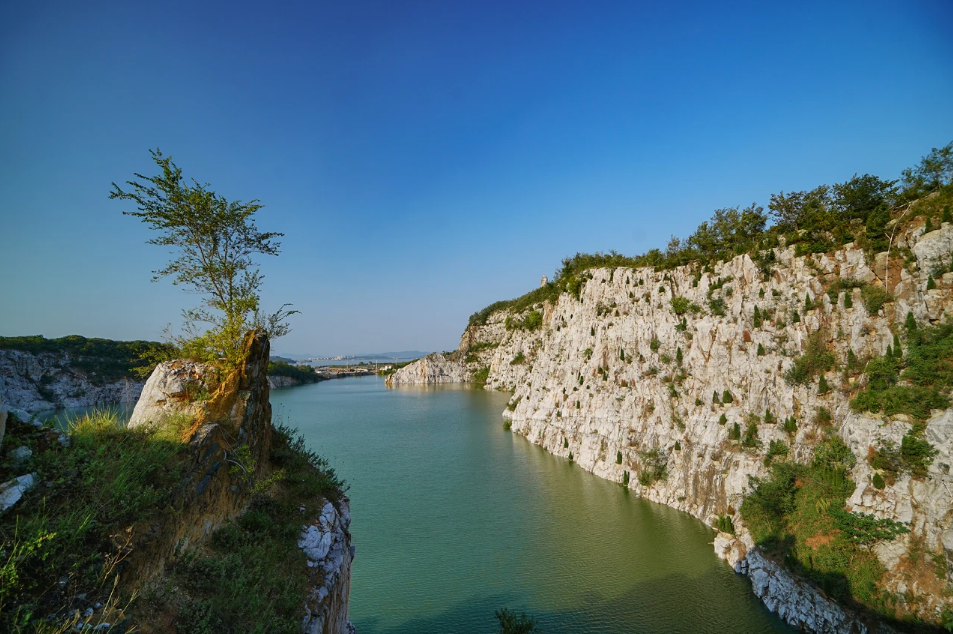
[0,409,188,632]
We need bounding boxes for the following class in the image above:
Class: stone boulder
[128,360,215,428]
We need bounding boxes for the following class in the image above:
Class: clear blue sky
[1,0,951,355]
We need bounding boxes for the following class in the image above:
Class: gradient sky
[1,0,951,356]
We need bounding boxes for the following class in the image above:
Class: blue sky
[1,0,951,355]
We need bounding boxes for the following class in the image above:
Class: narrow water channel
[272,376,793,634]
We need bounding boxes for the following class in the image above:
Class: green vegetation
[616,450,622,465]
[503,420,512,431]
[637,446,668,486]
[785,331,836,385]
[156,422,344,634]
[718,413,727,425]
[0,335,169,382]
[722,390,733,403]
[0,407,346,634]
[112,149,296,369]
[670,296,699,316]
[714,515,735,535]
[472,366,491,387]
[868,433,939,480]
[741,436,909,617]
[0,409,190,631]
[506,310,543,332]
[495,608,539,633]
[510,351,526,365]
[861,285,893,316]
[267,361,321,384]
[851,320,953,420]
[783,416,798,434]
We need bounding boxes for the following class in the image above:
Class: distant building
[540,276,548,287]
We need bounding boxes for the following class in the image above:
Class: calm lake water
[271,376,794,634]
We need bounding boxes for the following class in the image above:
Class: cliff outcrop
[397,220,953,631]
[0,348,143,415]
[385,352,469,386]
[0,332,354,634]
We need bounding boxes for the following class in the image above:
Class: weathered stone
[0,472,36,512]
[127,360,214,428]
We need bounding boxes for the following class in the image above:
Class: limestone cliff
[0,348,143,415]
[385,352,469,386]
[399,220,953,631]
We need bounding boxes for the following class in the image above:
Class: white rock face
[385,353,469,387]
[0,472,36,513]
[424,226,953,630]
[299,500,354,634]
[0,349,143,414]
[127,360,214,428]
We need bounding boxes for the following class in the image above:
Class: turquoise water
[271,377,794,634]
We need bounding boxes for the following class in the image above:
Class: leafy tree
[112,149,295,366]
[832,173,897,222]
[768,186,833,234]
[900,141,953,198]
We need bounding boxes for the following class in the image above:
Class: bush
[851,320,953,420]
[616,450,623,464]
[715,515,735,534]
[671,296,691,315]
[713,390,721,404]
[719,413,728,425]
[757,343,766,356]
[722,390,733,403]
[785,331,836,385]
[818,374,830,395]
[741,422,759,448]
[872,472,885,489]
[472,366,491,386]
[740,434,907,614]
[503,420,512,431]
[510,352,525,365]
[638,446,668,486]
[861,285,892,315]
[783,417,797,434]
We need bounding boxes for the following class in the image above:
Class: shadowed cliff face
[393,221,953,631]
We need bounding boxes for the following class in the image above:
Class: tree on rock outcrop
[111,149,296,366]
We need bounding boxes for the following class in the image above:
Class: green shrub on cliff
[741,435,909,615]
[851,320,953,420]
[785,331,836,385]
